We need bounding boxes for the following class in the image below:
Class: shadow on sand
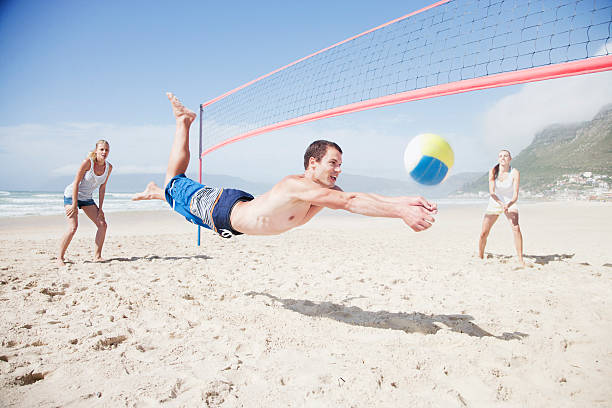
[486,252,574,265]
[246,292,527,340]
[87,254,213,263]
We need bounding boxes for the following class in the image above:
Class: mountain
[29,171,481,199]
[33,173,274,195]
[462,104,612,193]
[338,172,482,198]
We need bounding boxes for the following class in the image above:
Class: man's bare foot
[94,256,105,263]
[57,258,66,266]
[167,92,196,123]
[132,182,164,201]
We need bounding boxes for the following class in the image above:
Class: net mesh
[201,0,612,156]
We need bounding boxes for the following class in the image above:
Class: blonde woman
[59,140,113,265]
[478,149,524,265]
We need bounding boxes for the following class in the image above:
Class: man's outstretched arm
[295,186,436,232]
[358,193,437,212]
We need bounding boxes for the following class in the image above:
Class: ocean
[0,191,166,218]
[0,190,488,218]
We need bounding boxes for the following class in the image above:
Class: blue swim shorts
[63,197,97,208]
[164,174,254,238]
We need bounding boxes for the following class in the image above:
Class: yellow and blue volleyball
[404,133,454,185]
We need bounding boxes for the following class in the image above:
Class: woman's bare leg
[58,206,78,265]
[505,211,524,265]
[478,214,499,259]
[82,204,107,262]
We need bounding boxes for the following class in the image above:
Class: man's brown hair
[303,140,342,170]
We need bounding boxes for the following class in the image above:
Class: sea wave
[0,191,166,217]
[0,191,491,218]
[1,197,59,204]
[105,192,136,198]
[436,198,488,206]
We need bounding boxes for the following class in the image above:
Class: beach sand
[1,201,611,407]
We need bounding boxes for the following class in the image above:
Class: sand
[0,201,611,407]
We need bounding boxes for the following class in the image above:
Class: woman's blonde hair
[88,140,110,161]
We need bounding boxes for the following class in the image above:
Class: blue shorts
[164,174,254,238]
[64,197,96,208]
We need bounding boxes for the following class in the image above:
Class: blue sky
[1,0,611,191]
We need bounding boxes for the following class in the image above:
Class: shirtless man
[133,93,437,237]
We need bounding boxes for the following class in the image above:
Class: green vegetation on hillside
[462,104,612,193]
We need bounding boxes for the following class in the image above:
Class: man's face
[312,147,342,187]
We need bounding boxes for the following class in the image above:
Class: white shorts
[485,199,517,215]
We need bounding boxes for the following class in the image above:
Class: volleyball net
[199,0,612,160]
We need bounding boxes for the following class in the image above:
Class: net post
[197,103,203,246]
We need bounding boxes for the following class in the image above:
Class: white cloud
[10,67,609,191]
[112,165,169,175]
[482,70,612,156]
[51,164,168,175]
[0,122,180,184]
[51,164,82,176]
[199,110,416,181]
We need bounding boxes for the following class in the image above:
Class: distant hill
[338,171,482,198]
[462,104,612,192]
[110,173,273,195]
[32,171,481,199]
[35,173,274,196]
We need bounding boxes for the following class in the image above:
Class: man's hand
[407,196,438,213]
[401,204,436,232]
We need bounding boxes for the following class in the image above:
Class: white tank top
[485,168,518,213]
[64,158,111,200]
[494,170,515,204]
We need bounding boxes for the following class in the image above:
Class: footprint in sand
[160,378,184,403]
[93,335,127,350]
[203,380,235,406]
[15,370,45,386]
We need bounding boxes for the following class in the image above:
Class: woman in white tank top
[59,140,113,265]
[478,149,524,266]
